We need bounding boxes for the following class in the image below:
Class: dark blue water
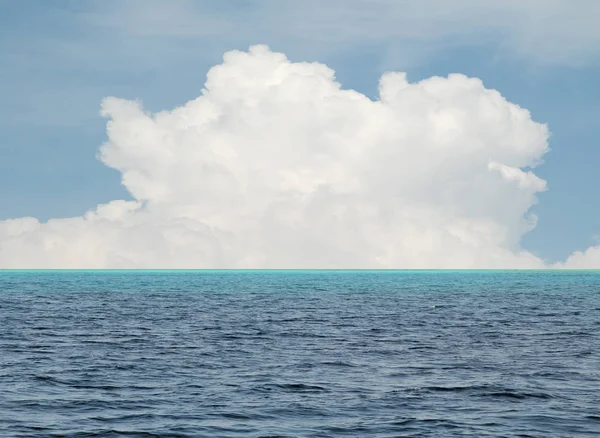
[1,271,600,437]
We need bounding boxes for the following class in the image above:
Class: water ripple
[1,270,600,437]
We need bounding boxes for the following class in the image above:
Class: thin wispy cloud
[87,0,600,66]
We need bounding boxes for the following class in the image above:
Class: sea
[1,270,599,437]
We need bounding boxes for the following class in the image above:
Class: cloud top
[0,46,565,268]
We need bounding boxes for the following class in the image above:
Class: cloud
[0,45,565,269]
[555,245,600,269]
[90,0,600,67]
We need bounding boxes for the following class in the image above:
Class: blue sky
[1,0,599,265]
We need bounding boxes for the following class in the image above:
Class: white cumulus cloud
[555,245,600,269]
[4,45,593,269]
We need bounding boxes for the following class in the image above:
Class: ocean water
[1,270,599,437]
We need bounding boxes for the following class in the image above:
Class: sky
[1,0,600,268]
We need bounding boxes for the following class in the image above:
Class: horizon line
[1,269,599,273]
